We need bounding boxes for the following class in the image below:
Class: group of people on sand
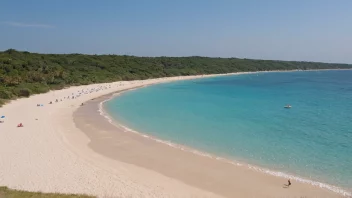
[6,85,109,127]
[47,85,114,105]
[1,84,119,128]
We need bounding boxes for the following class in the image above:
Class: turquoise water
[105,70,352,193]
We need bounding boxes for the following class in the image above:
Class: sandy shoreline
[0,71,350,197]
[97,86,351,196]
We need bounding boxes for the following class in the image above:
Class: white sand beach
[0,73,346,197]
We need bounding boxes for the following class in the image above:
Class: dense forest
[1,49,352,106]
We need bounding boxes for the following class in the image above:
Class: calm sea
[105,70,352,194]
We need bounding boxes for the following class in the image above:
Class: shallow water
[105,70,352,192]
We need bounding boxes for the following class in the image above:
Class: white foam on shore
[97,87,352,197]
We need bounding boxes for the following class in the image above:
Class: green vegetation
[0,186,93,198]
[1,49,351,106]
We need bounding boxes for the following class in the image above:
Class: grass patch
[0,187,95,198]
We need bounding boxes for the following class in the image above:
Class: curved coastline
[99,79,351,197]
[0,74,230,198]
[0,70,350,197]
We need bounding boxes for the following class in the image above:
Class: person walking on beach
[287,179,291,187]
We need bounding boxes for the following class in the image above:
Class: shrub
[0,89,13,99]
[14,87,32,97]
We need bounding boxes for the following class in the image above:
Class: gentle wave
[98,91,352,197]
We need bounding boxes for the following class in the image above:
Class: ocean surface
[104,70,352,194]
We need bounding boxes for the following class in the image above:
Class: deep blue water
[105,70,352,192]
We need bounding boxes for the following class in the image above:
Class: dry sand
[0,73,348,197]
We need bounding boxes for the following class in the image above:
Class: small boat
[284,104,292,109]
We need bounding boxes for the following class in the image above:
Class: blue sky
[1,0,352,63]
